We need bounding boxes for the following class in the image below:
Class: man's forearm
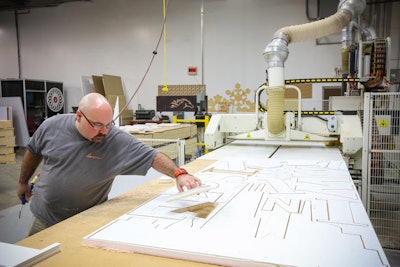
[151,152,179,178]
[152,152,201,192]
[19,149,43,184]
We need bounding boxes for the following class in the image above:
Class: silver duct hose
[262,0,366,135]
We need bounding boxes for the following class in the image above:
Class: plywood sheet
[106,95,127,111]
[158,84,205,96]
[91,75,105,96]
[83,158,388,267]
[102,74,124,96]
[124,124,196,140]
[285,83,312,98]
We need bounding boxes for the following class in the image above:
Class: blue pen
[19,174,39,219]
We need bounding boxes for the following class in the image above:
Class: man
[16,93,201,235]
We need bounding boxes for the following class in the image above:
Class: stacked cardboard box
[0,120,16,164]
[92,74,134,125]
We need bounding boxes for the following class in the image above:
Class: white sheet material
[83,157,388,267]
[0,242,60,267]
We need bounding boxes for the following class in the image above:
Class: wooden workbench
[16,159,216,267]
[15,143,389,266]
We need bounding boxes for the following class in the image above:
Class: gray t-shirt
[27,114,158,226]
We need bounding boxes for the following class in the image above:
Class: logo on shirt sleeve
[85,152,102,160]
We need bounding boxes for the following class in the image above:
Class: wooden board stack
[0,120,16,164]
[124,123,198,158]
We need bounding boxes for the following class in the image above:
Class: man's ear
[76,110,82,122]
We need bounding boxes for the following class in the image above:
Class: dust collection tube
[262,0,365,135]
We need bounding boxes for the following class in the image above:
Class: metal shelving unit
[0,79,64,135]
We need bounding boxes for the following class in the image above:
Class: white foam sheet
[198,140,279,160]
[199,140,343,161]
[0,242,60,267]
[83,158,389,267]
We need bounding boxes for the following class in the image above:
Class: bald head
[79,93,112,113]
[75,93,114,141]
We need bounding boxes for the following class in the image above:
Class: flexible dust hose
[267,89,285,135]
[263,0,365,135]
[341,46,350,75]
[277,10,353,44]
[263,10,353,134]
[341,46,350,94]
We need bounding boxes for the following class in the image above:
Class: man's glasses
[79,110,114,130]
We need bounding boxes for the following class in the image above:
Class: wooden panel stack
[125,124,198,159]
[0,120,16,164]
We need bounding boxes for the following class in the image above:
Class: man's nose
[98,126,109,134]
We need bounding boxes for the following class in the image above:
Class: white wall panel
[0,12,19,79]
[0,0,398,113]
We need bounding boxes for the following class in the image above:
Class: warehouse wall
[0,0,399,115]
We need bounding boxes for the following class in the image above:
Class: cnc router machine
[205,0,400,253]
[205,0,392,192]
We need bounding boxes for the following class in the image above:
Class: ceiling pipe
[14,10,21,79]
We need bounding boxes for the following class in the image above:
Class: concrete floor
[0,147,399,266]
